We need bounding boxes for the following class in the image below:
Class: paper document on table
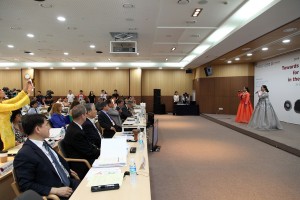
[123,121,135,125]
[7,144,23,155]
[87,169,124,187]
[93,138,127,168]
[49,128,62,139]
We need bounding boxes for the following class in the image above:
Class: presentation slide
[254,50,300,125]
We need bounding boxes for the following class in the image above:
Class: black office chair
[57,140,91,180]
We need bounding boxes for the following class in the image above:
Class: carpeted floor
[149,115,300,200]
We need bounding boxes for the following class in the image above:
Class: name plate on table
[0,161,13,175]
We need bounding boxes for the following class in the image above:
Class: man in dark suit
[98,102,121,138]
[82,103,102,148]
[13,114,79,199]
[120,101,133,121]
[64,104,100,165]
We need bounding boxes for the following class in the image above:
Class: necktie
[43,141,70,186]
[35,108,38,113]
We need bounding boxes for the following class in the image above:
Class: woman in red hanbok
[235,87,253,123]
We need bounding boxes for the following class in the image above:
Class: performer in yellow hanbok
[0,82,33,151]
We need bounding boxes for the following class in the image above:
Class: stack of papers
[86,168,124,187]
[93,138,128,168]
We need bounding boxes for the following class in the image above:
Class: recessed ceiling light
[283,27,297,33]
[27,33,35,38]
[108,58,111,61]
[116,67,119,70]
[5,67,10,70]
[178,0,189,5]
[165,58,168,61]
[180,67,184,69]
[247,53,253,56]
[282,39,290,43]
[7,44,14,48]
[29,52,35,55]
[159,67,162,70]
[192,8,203,17]
[64,52,69,55]
[72,67,76,70]
[171,47,176,51]
[235,58,240,61]
[136,53,140,56]
[262,47,268,51]
[94,67,97,70]
[57,16,66,22]
[50,67,54,69]
[227,61,232,64]
[90,44,96,48]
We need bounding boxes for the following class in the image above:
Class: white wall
[254,50,300,125]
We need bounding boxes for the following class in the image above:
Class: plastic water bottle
[138,128,144,151]
[129,158,137,185]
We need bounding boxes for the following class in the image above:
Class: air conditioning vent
[110,41,137,53]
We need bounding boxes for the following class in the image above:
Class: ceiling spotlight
[90,44,96,48]
[192,8,203,17]
[57,16,66,22]
[72,67,76,70]
[29,52,35,55]
[108,58,111,61]
[94,67,97,70]
[165,58,168,61]
[50,67,54,69]
[282,39,291,43]
[64,52,69,55]
[247,53,253,56]
[171,47,176,51]
[136,53,140,56]
[227,61,232,64]
[27,33,35,38]
[235,58,240,61]
[7,44,14,48]
[180,67,184,69]
[116,67,120,70]
[262,47,268,51]
[159,67,162,70]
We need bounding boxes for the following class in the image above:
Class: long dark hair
[244,87,250,92]
[262,85,269,92]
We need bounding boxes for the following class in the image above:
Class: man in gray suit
[106,99,122,127]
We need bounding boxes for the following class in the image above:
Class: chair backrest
[57,140,67,158]
[11,169,21,196]
[14,190,43,200]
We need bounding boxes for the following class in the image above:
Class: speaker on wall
[186,69,192,74]
[204,66,213,76]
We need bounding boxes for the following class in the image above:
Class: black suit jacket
[98,111,121,138]
[64,121,100,165]
[82,118,102,148]
[120,105,133,121]
[13,139,79,197]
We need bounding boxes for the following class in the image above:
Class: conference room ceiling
[0,0,300,69]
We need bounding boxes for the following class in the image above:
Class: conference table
[69,132,151,200]
[174,104,200,115]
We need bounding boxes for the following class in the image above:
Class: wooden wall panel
[195,63,254,79]
[36,69,129,96]
[130,69,141,97]
[196,76,254,114]
[142,70,193,96]
[0,70,22,89]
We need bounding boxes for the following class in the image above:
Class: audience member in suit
[64,104,100,166]
[82,103,102,148]
[106,99,122,127]
[27,100,40,115]
[98,102,122,138]
[120,101,133,121]
[13,114,79,199]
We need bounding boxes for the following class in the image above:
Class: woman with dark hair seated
[11,109,27,144]
[49,103,70,128]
